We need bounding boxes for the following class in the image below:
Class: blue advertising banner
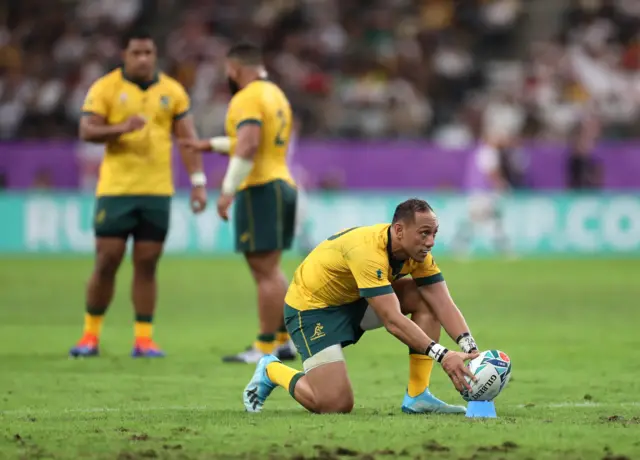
[0,192,639,255]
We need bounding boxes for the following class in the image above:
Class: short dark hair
[227,42,263,65]
[121,29,154,49]
[392,198,433,224]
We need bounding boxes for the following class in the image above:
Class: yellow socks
[254,333,276,354]
[134,314,153,339]
[83,312,104,337]
[266,361,305,396]
[408,353,435,397]
[276,331,290,346]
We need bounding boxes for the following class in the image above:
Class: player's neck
[238,68,268,89]
[121,67,158,89]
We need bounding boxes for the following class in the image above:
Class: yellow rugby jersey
[81,68,191,196]
[285,224,444,311]
[224,80,295,190]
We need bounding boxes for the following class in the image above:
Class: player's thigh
[132,196,171,244]
[93,196,138,240]
[359,279,424,331]
[244,250,281,280]
[284,301,368,364]
[94,237,127,274]
[392,277,426,315]
[132,241,164,272]
[234,180,296,253]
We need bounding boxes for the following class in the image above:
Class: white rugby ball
[460,349,512,402]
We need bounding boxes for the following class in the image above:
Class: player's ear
[394,223,403,239]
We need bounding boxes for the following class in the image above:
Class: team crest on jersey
[376,269,383,279]
[160,95,170,108]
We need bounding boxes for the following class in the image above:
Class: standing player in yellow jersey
[243,199,481,414]
[181,43,298,363]
[69,30,207,358]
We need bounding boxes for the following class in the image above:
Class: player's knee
[246,252,281,281]
[319,394,354,414]
[95,252,121,280]
[134,255,159,278]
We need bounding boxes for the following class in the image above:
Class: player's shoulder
[342,224,390,257]
[89,68,123,91]
[158,73,188,95]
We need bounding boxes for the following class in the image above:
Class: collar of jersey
[120,67,159,91]
[386,226,405,276]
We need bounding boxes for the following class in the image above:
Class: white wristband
[209,136,231,153]
[426,341,449,363]
[190,172,207,187]
[221,156,253,195]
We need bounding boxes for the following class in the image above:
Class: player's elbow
[78,125,97,143]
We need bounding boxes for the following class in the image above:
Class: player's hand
[190,186,207,214]
[216,193,234,221]
[441,351,480,392]
[179,139,212,152]
[122,115,147,133]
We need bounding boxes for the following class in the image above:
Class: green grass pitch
[1,257,639,460]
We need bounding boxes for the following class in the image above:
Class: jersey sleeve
[173,84,191,121]
[81,79,109,118]
[411,254,444,287]
[345,248,393,298]
[232,90,263,130]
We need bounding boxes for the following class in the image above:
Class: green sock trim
[408,347,422,355]
[86,306,107,316]
[288,372,305,397]
[135,314,153,323]
[278,323,288,333]
[257,333,276,342]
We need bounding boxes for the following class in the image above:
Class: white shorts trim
[303,344,345,372]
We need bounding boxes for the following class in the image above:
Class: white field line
[1,402,639,417]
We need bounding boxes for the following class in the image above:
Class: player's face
[123,39,156,80]
[404,211,439,263]
[225,60,241,95]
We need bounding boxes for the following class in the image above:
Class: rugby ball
[460,350,511,402]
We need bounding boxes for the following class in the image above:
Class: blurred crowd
[1,0,639,143]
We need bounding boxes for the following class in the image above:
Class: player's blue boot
[69,333,100,358]
[243,354,279,413]
[131,338,166,358]
[401,388,466,414]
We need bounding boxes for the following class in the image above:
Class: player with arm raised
[180,42,298,363]
[243,198,480,414]
[69,29,206,358]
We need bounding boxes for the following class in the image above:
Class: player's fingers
[448,372,463,392]
[462,364,478,382]
[458,370,474,391]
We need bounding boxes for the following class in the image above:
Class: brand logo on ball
[471,373,498,400]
